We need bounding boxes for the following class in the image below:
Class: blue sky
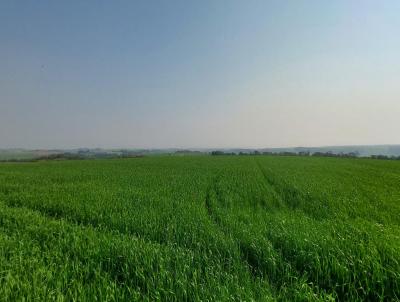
[1,1,399,149]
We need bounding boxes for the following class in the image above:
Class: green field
[0,156,399,301]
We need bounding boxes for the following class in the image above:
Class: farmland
[0,156,399,301]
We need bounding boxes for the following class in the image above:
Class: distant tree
[262,151,273,155]
[371,154,390,160]
[211,151,236,156]
[279,152,297,156]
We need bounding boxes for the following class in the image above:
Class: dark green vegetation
[0,156,399,301]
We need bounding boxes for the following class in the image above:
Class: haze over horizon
[1,1,399,149]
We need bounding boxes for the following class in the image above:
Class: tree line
[210,150,400,160]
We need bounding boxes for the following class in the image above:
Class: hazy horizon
[2,143,400,153]
[1,1,399,149]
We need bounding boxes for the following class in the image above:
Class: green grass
[0,156,399,301]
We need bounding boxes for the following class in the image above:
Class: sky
[1,0,399,149]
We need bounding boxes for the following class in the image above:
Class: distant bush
[0,158,38,163]
[311,151,359,158]
[210,151,236,156]
[37,153,85,161]
[371,154,400,160]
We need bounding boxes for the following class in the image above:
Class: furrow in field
[0,200,175,253]
[0,193,273,300]
[253,159,400,300]
[255,159,331,219]
[203,169,333,300]
[0,202,245,301]
[2,176,267,298]
[2,196,213,258]
[204,174,261,278]
[204,175,222,227]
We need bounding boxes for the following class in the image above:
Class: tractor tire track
[204,172,268,279]
[255,158,330,219]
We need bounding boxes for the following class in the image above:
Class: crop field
[0,156,399,301]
